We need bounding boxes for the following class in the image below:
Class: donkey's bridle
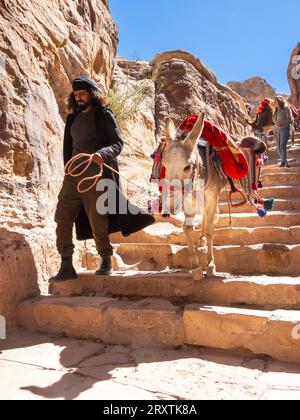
[162,151,202,196]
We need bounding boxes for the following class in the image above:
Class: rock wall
[0,0,118,324]
[111,58,156,205]
[288,43,300,108]
[152,51,251,140]
[227,77,276,111]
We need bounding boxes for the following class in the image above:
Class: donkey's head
[162,112,206,182]
[161,112,205,215]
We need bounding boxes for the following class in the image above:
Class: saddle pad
[177,115,249,180]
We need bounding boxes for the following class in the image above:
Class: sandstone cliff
[152,51,250,140]
[288,43,300,108]
[227,77,276,111]
[0,0,118,323]
[111,58,156,202]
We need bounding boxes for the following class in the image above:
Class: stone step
[113,243,300,276]
[267,146,300,159]
[268,158,300,167]
[267,134,300,143]
[262,172,300,186]
[17,296,184,348]
[151,200,300,222]
[268,144,300,153]
[268,139,300,145]
[49,272,300,310]
[218,199,300,214]
[220,186,300,202]
[17,295,300,364]
[261,186,300,200]
[111,223,300,246]
[263,165,300,175]
[216,211,300,229]
[214,226,300,246]
[184,305,300,364]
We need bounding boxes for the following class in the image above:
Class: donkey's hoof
[206,263,216,277]
[191,267,204,281]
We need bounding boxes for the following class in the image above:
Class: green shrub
[108,79,153,131]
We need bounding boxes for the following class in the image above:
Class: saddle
[150,117,275,216]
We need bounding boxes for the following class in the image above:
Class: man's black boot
[95,256,112,276]
[49,257,78,282]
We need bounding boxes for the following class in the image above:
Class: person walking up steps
[273,96,294,168]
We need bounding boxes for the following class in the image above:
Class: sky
[109,0,299,94]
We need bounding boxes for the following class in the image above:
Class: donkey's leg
[202,190,220,277]
[200,203,219,248]
[199,201,207,248]
[184,216,204,281]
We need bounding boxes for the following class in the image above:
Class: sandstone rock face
[0,0,118,324]
[227,77,276,111]
[288,43,300,108]
[152,51,251,140]
[112,58,156,157]
[111,58,156,204]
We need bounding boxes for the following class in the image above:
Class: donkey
[161,112,267,281]
[161,112,227,281]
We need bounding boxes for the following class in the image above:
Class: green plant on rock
[108,79,154,132]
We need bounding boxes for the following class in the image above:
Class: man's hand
[91,153,104,166]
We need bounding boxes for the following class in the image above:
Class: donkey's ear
[184,112,205,151]
[164,117,177,142]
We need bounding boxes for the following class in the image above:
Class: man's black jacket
[63,106,155,240]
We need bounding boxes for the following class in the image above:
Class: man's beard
[77,100,91,112]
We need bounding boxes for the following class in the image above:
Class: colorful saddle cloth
[177,115,249,180]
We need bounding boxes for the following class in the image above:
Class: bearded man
[50,76,154,282]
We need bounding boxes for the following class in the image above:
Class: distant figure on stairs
[251,98,274,140]
[273,96,294,168]
[288,103,299,145]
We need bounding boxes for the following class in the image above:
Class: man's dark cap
[72,76,103,95]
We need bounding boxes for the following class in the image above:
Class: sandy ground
[0,329,300,400]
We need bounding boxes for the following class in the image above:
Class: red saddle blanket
[178,116,249,180]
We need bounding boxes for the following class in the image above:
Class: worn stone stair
[220,186,300,201]
[114,242,300,276]
[112,222,300,247]
[219,199,300,214]
[17,133,300,365]
[184,305,300,364]
[47,273,300,309]
[17,273,300,364]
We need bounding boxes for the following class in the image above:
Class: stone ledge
[113,243,300,276]
[17,296,185,348]
[184,305,300,364]
[49,273,300,309]
[17,296,300,364]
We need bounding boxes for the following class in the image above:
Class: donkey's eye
[184,165,192,172]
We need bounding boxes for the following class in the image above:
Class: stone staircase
[17,133,300,364]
